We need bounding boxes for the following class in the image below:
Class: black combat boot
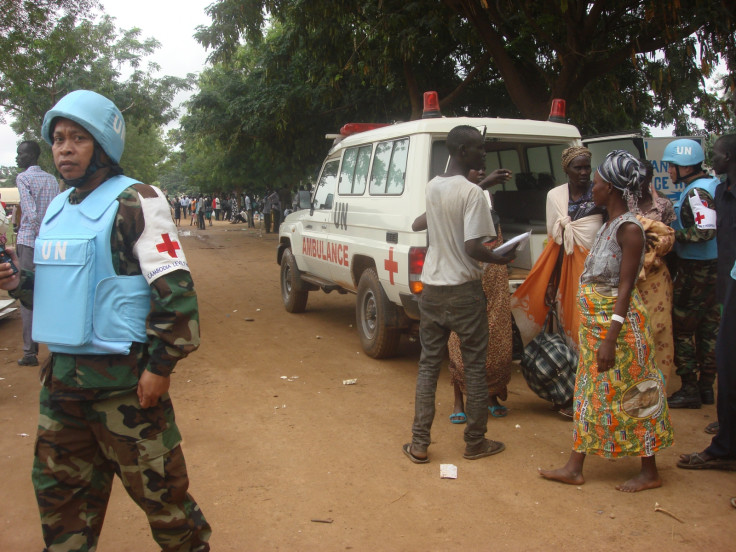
[668,382,702,409]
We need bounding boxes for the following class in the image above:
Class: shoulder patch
[132,185,190,284]
[132,183,159,199]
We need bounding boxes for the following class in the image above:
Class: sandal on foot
[463,439,505,460]
[489,405,508,418]
[676,452,736,471]
[449,412,467,424]
[402,443,429,464]
[705,421,720,435]
[557,406,574,419]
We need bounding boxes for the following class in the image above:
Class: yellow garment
[635,215,675,390]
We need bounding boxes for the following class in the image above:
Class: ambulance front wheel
[281,248,309,313]
[356,268,401,359]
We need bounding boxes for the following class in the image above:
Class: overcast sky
[0,0,214,167]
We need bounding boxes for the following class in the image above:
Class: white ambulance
[277,95,583,358]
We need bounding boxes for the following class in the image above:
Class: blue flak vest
[32,175,150,355]
[672,176,719,260]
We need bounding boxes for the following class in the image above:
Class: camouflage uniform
[671,183,719,407]
[13,184,210,552]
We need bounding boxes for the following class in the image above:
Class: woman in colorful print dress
[447,167,514,421]
[411,166,514,422]
[539,150,674,492]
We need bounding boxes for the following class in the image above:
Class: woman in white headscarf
[511,147,604,416]
[511,146,604,352]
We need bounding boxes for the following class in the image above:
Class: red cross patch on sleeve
[134,186,190,283]
[156,233,181,258]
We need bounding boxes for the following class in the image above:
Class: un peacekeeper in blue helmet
[0,90,212,551]
[662,138,720,411]
[41,89,127,188]
[662,138,706,185]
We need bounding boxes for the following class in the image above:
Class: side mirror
[298,190,311,210]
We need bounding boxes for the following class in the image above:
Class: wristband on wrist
[611,314,625,325]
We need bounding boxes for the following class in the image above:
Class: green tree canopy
[179,0,736,196]
[184,2,507,193]
[0,0,98,54]
[1,4,193,182]
[197,0,735,134]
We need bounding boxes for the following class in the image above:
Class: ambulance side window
[370,138,408,195]
[527,144,567,187]
[430,140,449,179]
[338,145,372,195]
[313,160,339,210]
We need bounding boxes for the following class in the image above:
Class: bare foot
[615,473,662,492]
[538,466,584,485]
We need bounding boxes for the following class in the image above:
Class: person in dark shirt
[678,134,736,484]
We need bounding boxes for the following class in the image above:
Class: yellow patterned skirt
[573,283,674,457]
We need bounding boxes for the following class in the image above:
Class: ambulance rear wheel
[356,268,401,358]
[281,248,308,313]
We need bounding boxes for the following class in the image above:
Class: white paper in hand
[493,230,531,256]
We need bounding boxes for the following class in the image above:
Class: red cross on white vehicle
[384,247,398,285]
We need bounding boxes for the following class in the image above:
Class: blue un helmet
[661,138,704,167]
[41,90,126,187]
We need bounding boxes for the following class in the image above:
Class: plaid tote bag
[520,306,578,405]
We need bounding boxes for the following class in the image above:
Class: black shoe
[699,384,715,405]
[668,386,702,409]
[17,355,39,366]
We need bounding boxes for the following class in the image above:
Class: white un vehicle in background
[277,93,583,358]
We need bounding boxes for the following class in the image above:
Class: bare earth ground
[0,218,733,552]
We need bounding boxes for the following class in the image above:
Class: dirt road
[0,219,732,551]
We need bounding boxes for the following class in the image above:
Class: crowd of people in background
[167,185,299,234]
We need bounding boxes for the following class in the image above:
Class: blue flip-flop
[489,405,508,418]
[449,412,467,424]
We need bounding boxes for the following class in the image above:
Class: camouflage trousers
[33,389,211,552]
[672,258,719,384]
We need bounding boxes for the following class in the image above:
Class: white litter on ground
[440,464,457,479]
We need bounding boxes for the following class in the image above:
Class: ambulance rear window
[338,145,372,195]
[370,138,408,195]
[430,140,449,178]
